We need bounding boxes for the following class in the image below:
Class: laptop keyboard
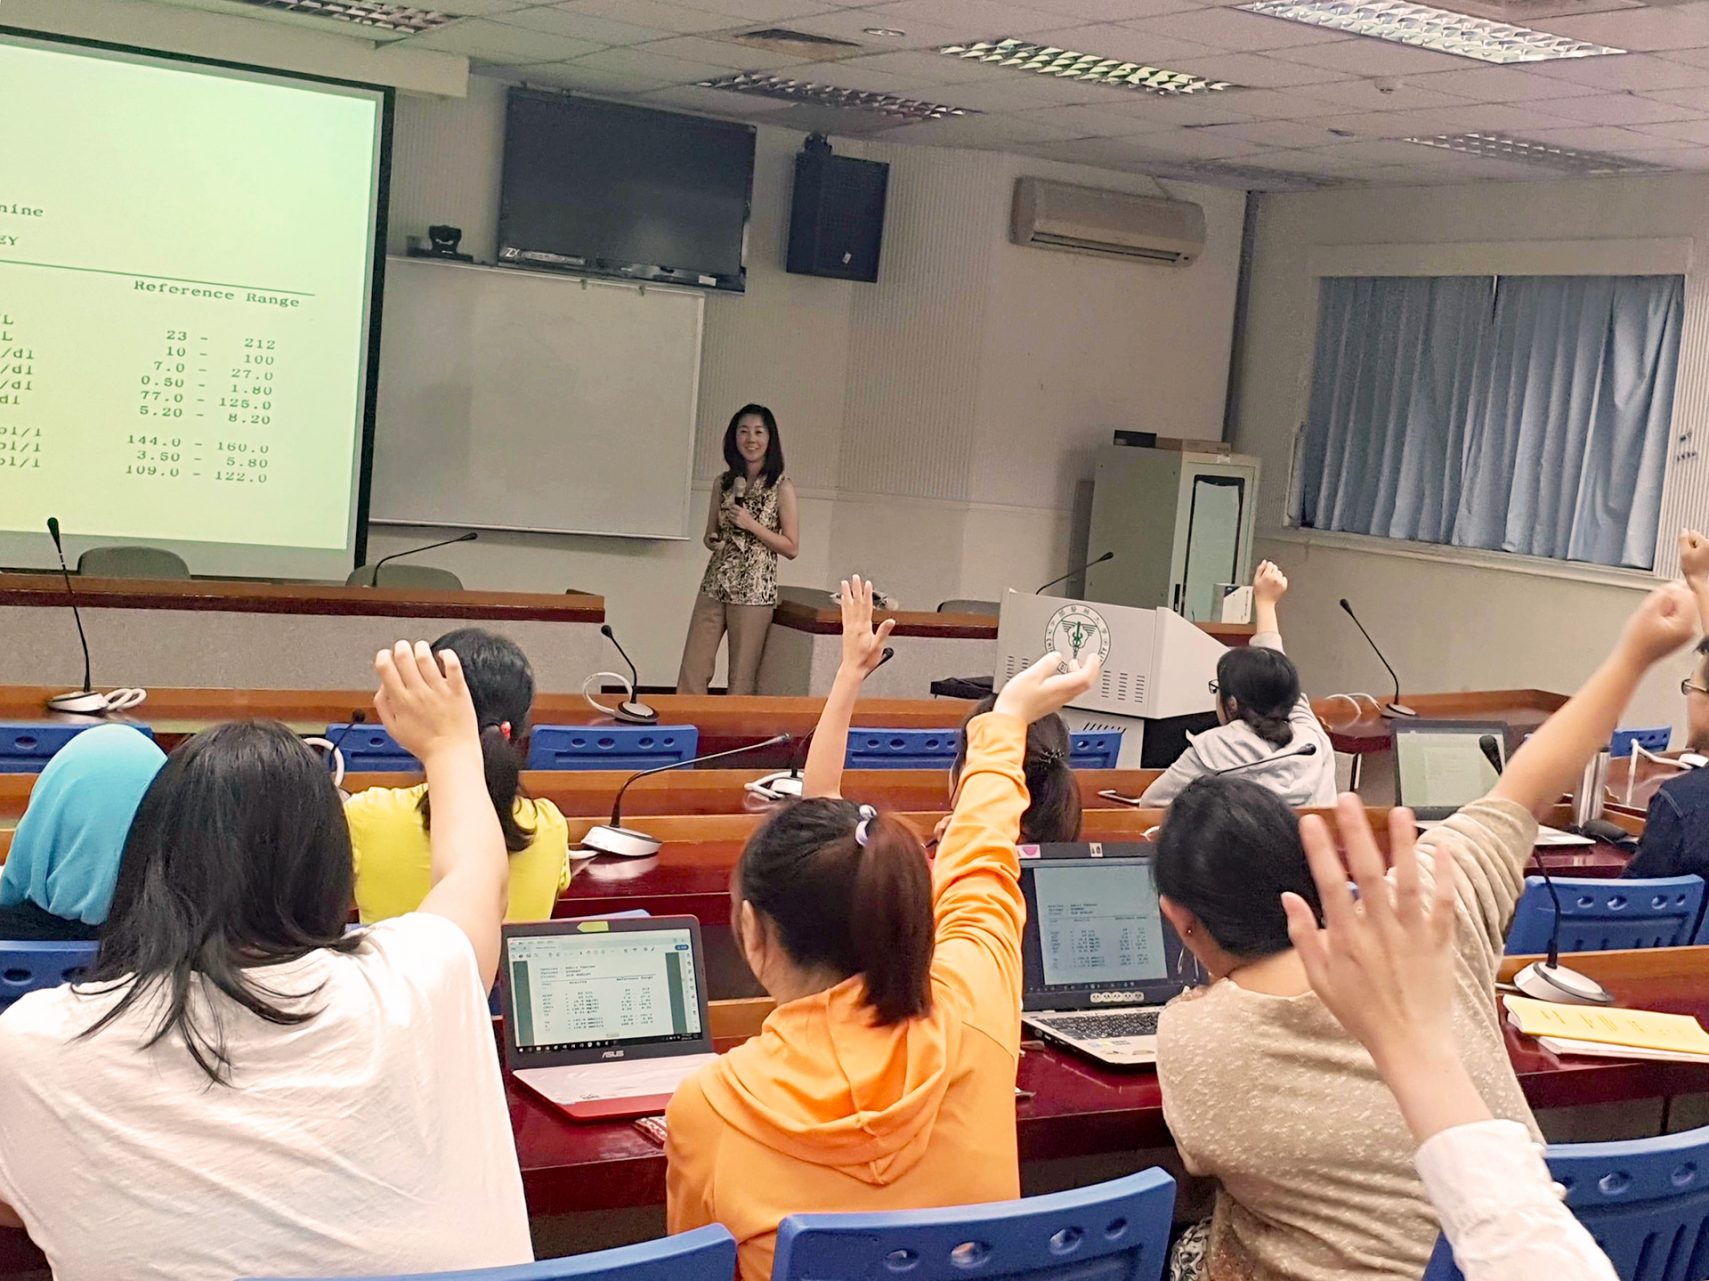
[1034,1010,1160,1039]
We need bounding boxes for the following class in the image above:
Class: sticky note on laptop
[1503,996,1709,1057]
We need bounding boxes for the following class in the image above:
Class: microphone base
[748,771,804,800]
[46,690,109,715]
[614,701,659,725]
[1513,961,1615,1006]
[1381,702,1419,719]
[578,824,663,859]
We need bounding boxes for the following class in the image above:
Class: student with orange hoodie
[665,643,1101,1281]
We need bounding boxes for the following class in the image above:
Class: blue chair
[526,725,699,772]
[0,940,99,1012]
[1068,730,1123,770]
[240,1224,737,1281]
[0,722,154,773]
[1611,727,1672,759]
[846,729,962,770]
[326,724,419,774]
[1421,1125,1709,1281]
[1506,876,1705,954]
[771,1168,1176,1281]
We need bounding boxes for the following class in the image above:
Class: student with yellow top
[346,628,570,924]
[665,595,1101,1281]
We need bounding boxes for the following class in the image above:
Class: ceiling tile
[1614,145,1709,168]
[1659,46,1709,69]
[641,34,813,68]
[1533,5,1709,52]
[568,45,742,82]
[1266,37,1473,75]
[841,49,1011,83]
[1122,127,1279,157]
[1198,117,1351,146]
[494,61,673,94]
[911,72,1153,109]
[1014,23,1225,66]
[406,19,605,61]
[1118,91,1259,124]
[680,0,846,21]
[1188,85,1356,116]
[1529,53,1709,92]
[1283,77,1469,111]
[491,6,665,44]
[1521,123,1663,149]
[881,111,1089,144]
[1168,50,1356,86]
[1010,101,1178,134]
[417,0,535,13]
[549,0,746,35]
[770,59,940,93]
[759,9,973,50]
[637,83,803,113]
[1398,66,1605,104]
[1631,116,1709,143]
[1019,0,1205,19]
[856,0,1069,38]
[1530,91,1700,124]
[1325,102,1602,136]
[1314,136,1474,164]
[1638,83,1709,110]
[1124,7,1347,52]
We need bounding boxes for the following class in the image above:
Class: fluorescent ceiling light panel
[1405,131,1672,172]
[1236,0,1621,64]
[939,38,1233,95]
[225,0,455,31]
[697,72,974,120]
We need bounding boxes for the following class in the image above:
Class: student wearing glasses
[1626,530,1709,881]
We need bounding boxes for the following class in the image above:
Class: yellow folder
[1503,996,1709,1057]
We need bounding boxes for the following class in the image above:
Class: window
[1290,273,1684,571]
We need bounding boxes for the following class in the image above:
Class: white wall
[1234,174,1709,734]
[380,78,1247,682]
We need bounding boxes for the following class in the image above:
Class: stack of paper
[1503,996,1709,1064]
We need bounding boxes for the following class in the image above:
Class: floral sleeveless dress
[700,477,782,607]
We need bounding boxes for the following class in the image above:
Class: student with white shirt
[1140,561,1336,809]
[1285,796,1617,1281]
[0,641,530,1281]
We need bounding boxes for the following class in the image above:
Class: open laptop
[1019,844,1196,1068]
[498,915,718,1121]
[1392,721,1591,846]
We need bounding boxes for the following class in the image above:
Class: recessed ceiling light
[1405,132,1671,173]
[697,72,974,120]
[1236,0,1621,64]
[939,38,1233,94]
[223,0,456,32]
[864,27,909,38]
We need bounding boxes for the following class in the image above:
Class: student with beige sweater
[1152,582,1697,1281]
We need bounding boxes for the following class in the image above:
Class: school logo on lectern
[1044,604,1111,671]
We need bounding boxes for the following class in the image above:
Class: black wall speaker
[786,142,889,283]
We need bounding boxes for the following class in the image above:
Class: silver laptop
[497,915,719,1120]
[1019,844,1196,1068]
[1392,721,1590,846]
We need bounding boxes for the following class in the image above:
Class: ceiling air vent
[730,28,863,55]
[222,0,457,33]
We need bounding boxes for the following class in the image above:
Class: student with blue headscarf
[0,725,166,941]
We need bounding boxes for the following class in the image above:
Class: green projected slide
[0,34,384,579]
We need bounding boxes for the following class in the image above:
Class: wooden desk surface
[0,573,604,624]
[770,596,1258,646]
[1311,689,1569,755]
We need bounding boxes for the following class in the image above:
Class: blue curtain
[1292,273,1683,570]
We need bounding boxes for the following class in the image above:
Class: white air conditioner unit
[1010,177,1205,266]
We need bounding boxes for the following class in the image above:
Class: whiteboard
[369,257,703,539]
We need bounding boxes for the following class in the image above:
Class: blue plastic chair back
[1068,731,1123,770]
[1505,876,1705,954]
[1611,727,1672,758]
[772,1168,1176,1281]
[527,725,699,772]
[327,724,419,775]
[0,940,99,1013]
[0,722,154,774]
[1421,1125,1709,1281]
[239,1224,737,1281]
[846,728,962,771]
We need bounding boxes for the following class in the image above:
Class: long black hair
[952,696,1081,844]
[83,720,361,1083]
[1215,645,1301,749]
[719,403,785,492]
[736,798,933,1025]
[417,627,535,853]
[1154,775,1322,958]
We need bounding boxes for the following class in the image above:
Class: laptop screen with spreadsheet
[502,920,708,1065]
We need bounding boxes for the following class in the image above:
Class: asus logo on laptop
[1089,991,1129,1004]
[601,1050,625,1059]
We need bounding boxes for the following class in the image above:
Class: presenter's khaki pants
[676,594,774,695]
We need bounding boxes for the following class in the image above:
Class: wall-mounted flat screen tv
[498,89,755,293]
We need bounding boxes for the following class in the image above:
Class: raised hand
[1681,530,1709,583]
[1283,797,1460,1068]
[1617,580,1698,668]
[373,640,480,765]
[994,650,1101,725]
[838,574,897,677]
[1253,560,1289,606]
